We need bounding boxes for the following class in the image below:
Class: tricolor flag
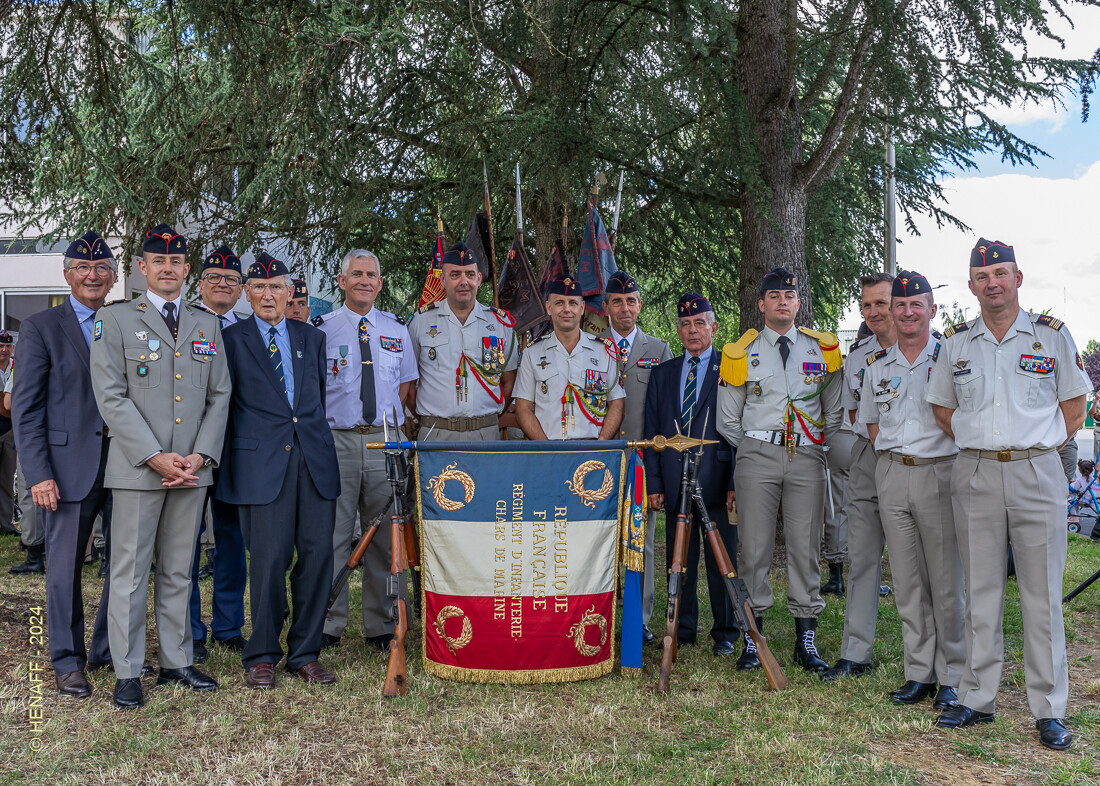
[417,233,446,309]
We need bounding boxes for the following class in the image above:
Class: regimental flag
[464,212,494,283]
[576,204,618,317]
[532,238,572,341]
[417,446,625,683]
[417,233,446,308]
[497,231,547,334]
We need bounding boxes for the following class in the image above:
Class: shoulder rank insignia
[849,335,867,352]
[491,305,517,328]
[311,315,325,327]
[103,298,130,306]
[719,329,759,386]
[797,326,841,372]
[1034,313,1064,331]
[418,301,440,315]
[868,348,888,365]
[944,320,971,339]
[931,329,943,339]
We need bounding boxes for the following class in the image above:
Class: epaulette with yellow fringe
[1034,313,1064,331]
[719,329,759,386]
[944,320,971,339]
[797,326,842,372]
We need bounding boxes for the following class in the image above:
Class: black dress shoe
[820,659,872,682]
[214,634,247,653]
[156,666,219,691]
[321,633,341,650]
[935,704,994,728]
[56,670,92,698]
[192,640,209,664]
[366,633,395,652]
[1036,718,1073,750]
[933,685,959,710]
[712,640,738,656]
[891,680,938,704]
[641,626,656,645]
[113,678,144,709]
[98,561,108,578]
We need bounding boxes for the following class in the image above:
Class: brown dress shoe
[290,661,336,685]
[244,662,276,689]
[56,670,92,698]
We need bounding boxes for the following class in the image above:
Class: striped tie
[681,356,699,430]
[268,326,286,394]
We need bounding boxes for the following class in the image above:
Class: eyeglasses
[68,264,115,277]
[203,273,243,286]
[248,283,287,294]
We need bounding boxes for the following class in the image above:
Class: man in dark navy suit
[643,293,738,655]
[12,230,118,697]
[216,252,340,689]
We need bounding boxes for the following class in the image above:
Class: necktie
[618,337,629,360]
[359,317,376,424]
[681,356,699,430]
[268,326,286,395]
[218,313,226,327]
[778,335,791,367]
[163,301,178,340]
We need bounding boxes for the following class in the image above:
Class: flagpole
[515,162,523,234]
[483,157,499,309]
[610,170,624,250]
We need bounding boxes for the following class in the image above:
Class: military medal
[149,352,160,361]
[199,330,205,340]
[339,345,349,366]
[148,338,161,362]
[541,381,548,394]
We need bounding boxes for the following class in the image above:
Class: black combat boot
[793,617,829,672]
[821,562,845,595]
[10,544,45,574]
[736,616,764,671]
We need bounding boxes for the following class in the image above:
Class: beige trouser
[823,431,856,562]
[838,437,884,663]
[418,424,501,442]
[952,450,1068,718]
[108,487,205,678]
[325,429,404,640]
[734,438,826,618]
[876,455,966,685]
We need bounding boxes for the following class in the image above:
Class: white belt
[745,430,818,448]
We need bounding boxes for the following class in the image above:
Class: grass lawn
[2,518,1099,785]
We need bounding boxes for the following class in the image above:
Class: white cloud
[841,160,1100,345]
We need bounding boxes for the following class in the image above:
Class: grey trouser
[325,429,404,640]
[953,450,1068,718]
[838,437,884,663]
[876,455,965,685]
[419,424,500,442]
[734,438,826,618]
[823,431,856,562]
[108,487,205,679]
[16,459,43,548]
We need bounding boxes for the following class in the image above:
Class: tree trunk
[736,0,812,331]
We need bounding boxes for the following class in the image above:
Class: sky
[839,6,1100,345]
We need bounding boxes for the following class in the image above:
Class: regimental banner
[416,447,625,683]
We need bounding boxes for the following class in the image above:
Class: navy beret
[893,271,932,298]
[0,332,12,344]
[545,275,581,298]
[142,224,187,255]
[202,245,242,274]
[760,268,797,293]
[604,271,639,296]
[65,230,114,262]
[677,293,713,318]
[442,242,476,267]
[292,278,308,298]
[970,238,1015,267]
[247,251,291,279]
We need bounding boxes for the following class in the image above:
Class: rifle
[657,431,696,694]
[327,501,392,615]
[382,409,411,697]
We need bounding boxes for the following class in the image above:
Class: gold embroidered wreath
[565,460,614,508]
[426,462,476,511]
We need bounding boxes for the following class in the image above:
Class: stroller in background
[1067,467,1100,540]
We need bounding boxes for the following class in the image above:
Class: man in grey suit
[600,271,672,644]
[11,231,117,697]
[90,224,231,709]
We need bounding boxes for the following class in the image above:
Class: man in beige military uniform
[599,271,671,642]
[821,273,897,681]
[515,275,624,440]
[717,267,843,672]
[859,271,965,710]
[408,242,518,441]
[928,239,1088,751]
[91,224,231,709]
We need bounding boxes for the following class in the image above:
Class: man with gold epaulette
[514,275,624,440]
[407,242,518,441]
[927,239,1089,751]
[716,267,843,673]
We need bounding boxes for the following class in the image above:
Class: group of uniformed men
[4,224,1087,750]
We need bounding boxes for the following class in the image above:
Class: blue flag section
[619,449,647,675]
[576,204,618,316]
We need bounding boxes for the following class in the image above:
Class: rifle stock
[657,507,692,694]
[742,603,788,692]
[327,504,390,614]
[404,514,422,618]
[383,512,409,698]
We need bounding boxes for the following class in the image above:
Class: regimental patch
[311,315,325,327]
[380,336,403,353]
[636,358,661,369]
[932,342,941,362]
[1019,354,1055,374]
[192,340,217,356]
[1035,314,1064,331]
[867,349,887,365]
[94,320,103,340]
[1077,352,1084,370]
[945,321,970,339]
[585,369,608,394]
[931,329,943,340]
